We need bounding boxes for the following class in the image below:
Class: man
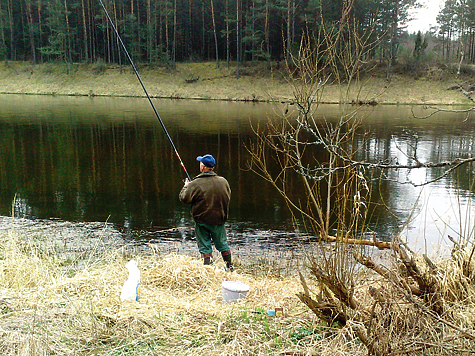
[179,154,233,271]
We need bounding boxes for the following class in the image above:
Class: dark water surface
[1,94,474,255]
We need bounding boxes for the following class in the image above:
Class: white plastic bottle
[120,260,141,301]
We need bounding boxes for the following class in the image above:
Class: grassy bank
[0,226,369,356]
[1,220,475,355]
[0,61,472,105]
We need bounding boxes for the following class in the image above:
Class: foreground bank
[0,224,368,356]
[0,61,472,105]
[1,216,475,355]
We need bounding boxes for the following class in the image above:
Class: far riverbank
[0,61,473,105]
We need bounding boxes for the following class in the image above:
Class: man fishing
[98,1,233,269]
[179,154,233,271]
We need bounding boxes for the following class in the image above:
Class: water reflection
[0,95,294,235]
[357,109,475,253]
[0,95,474,254]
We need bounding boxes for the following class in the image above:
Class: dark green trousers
[194,221,229,255]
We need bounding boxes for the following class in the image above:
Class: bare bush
[247,4,475,355]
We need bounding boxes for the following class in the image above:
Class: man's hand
[183,178,190,187]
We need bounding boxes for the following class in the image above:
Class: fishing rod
[98,0,191,181]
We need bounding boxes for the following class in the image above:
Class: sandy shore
[0,61,472,105]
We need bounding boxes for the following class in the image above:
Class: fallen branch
[353,252,422,296]
[296,292,348,326]
[304,235,390,249]
[297,272,348,325]
[460,88,475,102]
[185,77,199,83]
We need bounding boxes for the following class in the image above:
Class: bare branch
[412,105,475,120]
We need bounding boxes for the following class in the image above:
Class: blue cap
[196,154,216,167]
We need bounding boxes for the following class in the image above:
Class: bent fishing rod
[98,0,191,181]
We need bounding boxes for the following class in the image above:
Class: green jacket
[179,171,231,225]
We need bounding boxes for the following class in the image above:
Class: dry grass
[0,226,370,356]
[0,61,470,105]
[1,223,474,355]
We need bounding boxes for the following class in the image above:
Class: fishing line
[98,0,191,181]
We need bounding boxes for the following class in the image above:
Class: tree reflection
[0,97,474,246]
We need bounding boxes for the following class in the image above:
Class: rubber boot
[221,251,234,272]
[203,253,213,265]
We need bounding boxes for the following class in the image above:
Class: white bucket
[221,281,250,302]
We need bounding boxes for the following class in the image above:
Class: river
[0,94,474,256]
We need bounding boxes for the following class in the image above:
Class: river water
[0,94,474,256]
